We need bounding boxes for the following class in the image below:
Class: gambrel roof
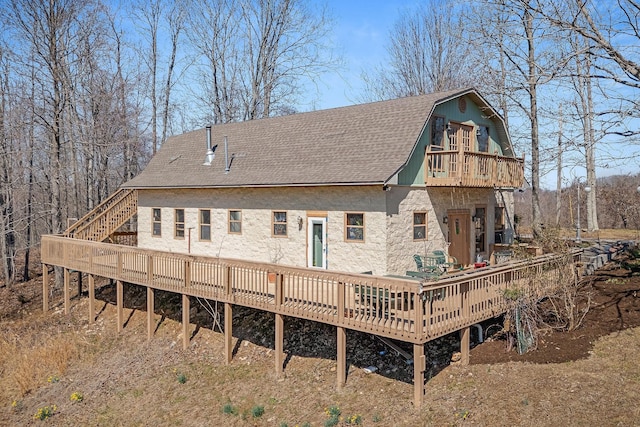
[123,87,511,189]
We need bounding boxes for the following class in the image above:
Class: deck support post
[116,280,123,333]
[182,294,190,350]
[224,302,233,364]
[77,271,83,298]
[275,313,284,376]
[147,287,154,341]
[64,268,70,315]
[460,326,470,365]
[337,326,346,390]
[42,264,49,312]
[88,274,95,323]
[413,343,425,408]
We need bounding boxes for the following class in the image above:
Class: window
[345,213,364,242]
[174,209,185,238]
[272,211,287,237]
[228,210,242,234]
[152,208,161,237]
[477,126,489,152]
[475,207,486,253]
[199,209,211,241]
[431,116,445,149]
[495,206,505,243]
[413,212,427,240]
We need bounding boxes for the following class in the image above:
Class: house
[122,88,524,276]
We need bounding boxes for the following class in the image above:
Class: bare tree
[187,0,336,123]
[362,1,476,101]
[0,44,16,287]
[531,0,640,136]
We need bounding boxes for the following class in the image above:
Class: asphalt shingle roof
[123,88,471,189]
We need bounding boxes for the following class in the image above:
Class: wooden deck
[40,235,578,407]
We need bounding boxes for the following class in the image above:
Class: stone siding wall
[137,186,388,275]
[385,186,515,275]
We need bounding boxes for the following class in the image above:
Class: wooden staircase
[63,189,138,242]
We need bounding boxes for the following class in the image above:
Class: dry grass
[0,315,85,400]
[3,256,640,426]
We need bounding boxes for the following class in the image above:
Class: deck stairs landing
[63,188,137,242]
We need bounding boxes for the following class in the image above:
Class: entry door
[307,217,327,269]
[447,210,471,266]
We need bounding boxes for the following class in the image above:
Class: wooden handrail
[425,151,524,188]
[63,189,137,242]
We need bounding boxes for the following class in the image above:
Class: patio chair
[413,254,441,274]
[431,250,460,270]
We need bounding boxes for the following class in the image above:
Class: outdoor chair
[431,250,460,270]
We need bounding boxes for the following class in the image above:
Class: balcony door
[447,210,471,266]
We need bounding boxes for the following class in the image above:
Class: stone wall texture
[137,185,515,276]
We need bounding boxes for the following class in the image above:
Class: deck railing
[63,189,138,242]
[425,150,524,188]
[41,235,577,344]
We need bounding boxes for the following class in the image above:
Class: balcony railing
[425,150,524,188]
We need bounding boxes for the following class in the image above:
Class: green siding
[397,96,506,186]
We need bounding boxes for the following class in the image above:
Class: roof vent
[203,125,215,166]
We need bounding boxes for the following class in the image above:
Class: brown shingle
[123,88,472,189]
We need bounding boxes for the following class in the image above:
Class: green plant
[176,372,187,384]
[345,414,363,424]
[323,405,341,427]
[222,403,238,416]
[251,405,265,418]
[372,414,382,423]
[47,375,60,383]
[454,408,470,420]
[278,423,288,427]
[502,287,524,301]
[70,391,84,402]
[33,404,57,421]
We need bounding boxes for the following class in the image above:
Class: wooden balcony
[40,235,577,406]
[425,150,524,188]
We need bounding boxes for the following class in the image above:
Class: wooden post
[275,313,284,376]
[64,268,70,315]
[147,287,154,341]
[460,326,470,365]
[413,343,425,408]
[182,294,190,350]
[224,302,233,364]
[77,271,83,298]
[116,280,123,333]
[337,326,346,390]
[42,264,49,313]
[460,282,470,365]
[413,344,427,408]
[88,274,95,323]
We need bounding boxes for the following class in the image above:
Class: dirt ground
[1,247,640,426]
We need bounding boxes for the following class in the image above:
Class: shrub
[251,405,265,418]
[70,391,84,403]
[33,404,57,421]
[222,403,238,416]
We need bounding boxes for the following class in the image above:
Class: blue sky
[308,0,417,109]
